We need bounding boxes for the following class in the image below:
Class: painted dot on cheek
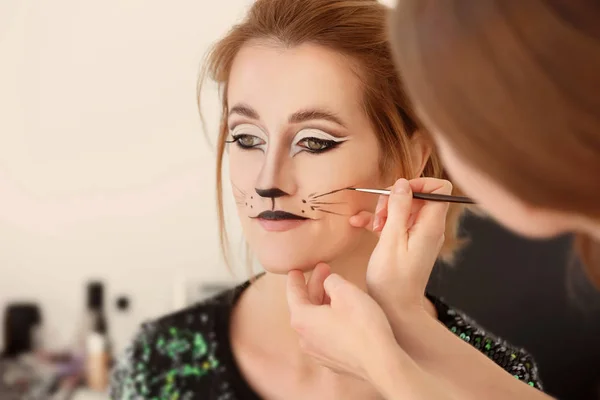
[302,200,307,204]
[311,207,315,211]
[302,210,305,213]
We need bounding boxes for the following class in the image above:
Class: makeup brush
[346,188,475,204]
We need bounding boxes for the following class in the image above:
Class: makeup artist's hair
[389,0,600,285]
[199,0,466,269]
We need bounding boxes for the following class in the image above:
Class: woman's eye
[229,134,264,149]
[298,137,339,153]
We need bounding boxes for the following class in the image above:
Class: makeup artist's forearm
[367,344,426,400]
[369,344,462,400]
[387,313,553,400]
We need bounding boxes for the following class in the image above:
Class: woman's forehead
[227,43,365,125]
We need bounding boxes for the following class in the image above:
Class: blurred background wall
[1,1,600,399]
[0,0,254,357]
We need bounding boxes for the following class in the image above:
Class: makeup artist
[286,0,599,399]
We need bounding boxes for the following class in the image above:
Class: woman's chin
[257,255,324,275]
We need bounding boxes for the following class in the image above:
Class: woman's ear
[410,130,433,177]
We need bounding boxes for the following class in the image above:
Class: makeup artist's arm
[380,310,552,400]
[367,344,459,400]
[288,265,547,400]
[358,178,552,400]
[286,265,455,400]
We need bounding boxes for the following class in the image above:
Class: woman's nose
[255,188,288,198]
[254,147,298,197]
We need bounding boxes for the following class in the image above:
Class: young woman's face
[226,42,385,273]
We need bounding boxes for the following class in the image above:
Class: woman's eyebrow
[288,108,347,128]
[228,103,260,119]
[228,104,347,129]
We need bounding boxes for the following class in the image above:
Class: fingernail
[373,216,381,231]
[375,197,385,215]
[325,273,343,289]
[394,178,410,194]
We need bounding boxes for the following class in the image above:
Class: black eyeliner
[301,138,344,154]
[226,134,263,149]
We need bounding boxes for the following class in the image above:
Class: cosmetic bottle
[85,310,110,391]
[83,281,111,391]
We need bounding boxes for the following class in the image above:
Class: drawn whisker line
[311,187,352,199]
[231,183,247,195]
[309,201,346,205]
[312,207,346,216]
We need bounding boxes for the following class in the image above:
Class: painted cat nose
[255,188,288,198]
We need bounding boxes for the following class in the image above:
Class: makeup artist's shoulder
[109,285,242,400]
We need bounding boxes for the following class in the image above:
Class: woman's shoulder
[428,294,543,390]
[110,283,247,400]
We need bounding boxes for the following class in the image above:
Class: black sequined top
[110,279,542,400]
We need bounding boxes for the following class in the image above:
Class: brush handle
[412,192,475,204]
[350,188,475,204]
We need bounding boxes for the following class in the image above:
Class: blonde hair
[198,0,466,269]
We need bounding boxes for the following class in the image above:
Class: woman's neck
[258,231,377,319]
[231,232,379,370]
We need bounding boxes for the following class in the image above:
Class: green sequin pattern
[110,283,543,399]
[110,302,229,400]
[442,306,542,390]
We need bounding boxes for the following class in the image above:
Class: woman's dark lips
[255,210,308,220]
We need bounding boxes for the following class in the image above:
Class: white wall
[0,0,256,354]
